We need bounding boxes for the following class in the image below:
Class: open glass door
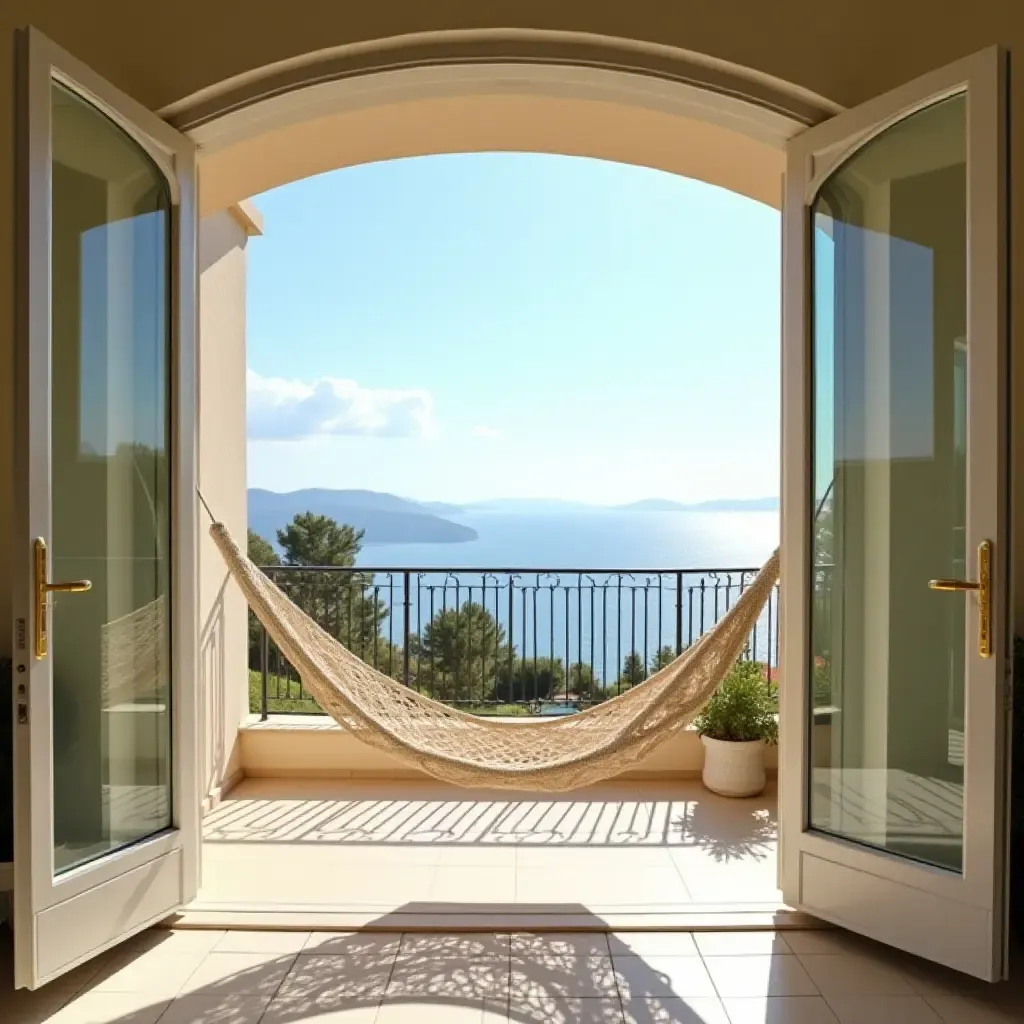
[779,47,1008,980]
[12,28,198,989]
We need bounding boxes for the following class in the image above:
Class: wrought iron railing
[250,564,780,719]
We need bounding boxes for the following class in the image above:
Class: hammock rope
[209,515,779,792]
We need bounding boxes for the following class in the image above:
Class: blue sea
[354,509,779,572]
[347,510,781,684]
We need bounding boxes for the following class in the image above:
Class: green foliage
[469,703,532,717]
[618,651,647,688]
[247,529,282,666]
[275,511,386,651]
[568,662,598,697]
[812,658,833,708]
[694,659,779,744]
[247,529,280,568]
[492,656,564,703]
[650,646,678,672]
[413,601,508,702]
[248,669,322,715]
[277,512,363,567]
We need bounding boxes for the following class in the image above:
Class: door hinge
[15,666,28,724]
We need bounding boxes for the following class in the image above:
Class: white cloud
[471,425,502,440]
[247,369,437,441]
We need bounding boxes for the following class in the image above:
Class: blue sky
[246,153,781,504]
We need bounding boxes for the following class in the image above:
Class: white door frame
[779,46,1009,980]
[12,27,199,989]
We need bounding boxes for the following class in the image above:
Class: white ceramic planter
[700,735,766,797]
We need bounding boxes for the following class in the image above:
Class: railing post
[402,571,411,687]
[675,571,684,655]
[260,624,269,722]
[507,579,515,681]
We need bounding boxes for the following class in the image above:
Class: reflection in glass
[809,95,967,872]
[51,83,172,874]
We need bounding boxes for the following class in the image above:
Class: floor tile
[796,953,914,997]
[507,995,625,1022]
[178,950,297,998]
[694,932,791,957]
[609,933,699,958]
[88,952,206,998]
[703,955,818,998]
[723,996,839,1024]
[399,932,511,962]
[510,957,618,999]
[436,845,518,867]
[0,987,77,1024]
[260,996,380,1023]
[303,932,402,957]
[613,955,718,999]
[376,997,496,1022]
[43,991,172,1024]
[918,992,1024,1024]
[276,953,394,1002]
[198,779,786,912]
[825,995,942,1023]
[621,995,730,1023]
[386,958,510,1001]
[214,931,311,954]
[783,932,873,956]
[156,993,272,1024]
[124,929,227,955]
[430,867,516,903]
[511,933,611,959]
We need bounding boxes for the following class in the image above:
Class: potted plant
[694,659,778,797]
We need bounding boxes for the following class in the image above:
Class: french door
[12,29,199,989]
[780,48,1009,980]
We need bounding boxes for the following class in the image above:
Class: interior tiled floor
[196,778,782,915]
[3,925,1024,1023]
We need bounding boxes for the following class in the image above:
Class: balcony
[184,561,788,929]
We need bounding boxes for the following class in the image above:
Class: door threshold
[169,900,823,932]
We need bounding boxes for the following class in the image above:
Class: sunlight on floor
[195,778,781,916]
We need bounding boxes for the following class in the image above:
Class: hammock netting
[211,523,780,792]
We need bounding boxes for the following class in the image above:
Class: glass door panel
[809,95,967,872]
[780,47,1006,979]
[49,84,173,874]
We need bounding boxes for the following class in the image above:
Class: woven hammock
[212,523,779,792]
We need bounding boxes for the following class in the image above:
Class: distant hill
[248,489,478,547]
[247,488,779,550]
[463,496,780,514]
[464,498,597,514]
[618,497,779,512]
[417,500,469,516]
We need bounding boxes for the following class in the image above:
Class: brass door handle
[34,538,91,660]
[928,539,992,658]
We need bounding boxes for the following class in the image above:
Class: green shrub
[693,660,779,744]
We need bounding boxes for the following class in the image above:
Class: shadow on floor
[203,777,777,860]
[1,906,764,1023]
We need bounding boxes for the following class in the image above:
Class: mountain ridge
[248,488,779,549]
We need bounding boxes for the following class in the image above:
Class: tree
[492,656,564,704]
[618,651,647,688]
[568,662,598,699]
[248,529,279,568]
[275,512,386,653]
[247,530,280,668]
[413,602,507,702]
[650,646,678,673]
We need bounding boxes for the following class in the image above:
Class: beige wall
[197,208,256,808]
[239,716,779,782]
